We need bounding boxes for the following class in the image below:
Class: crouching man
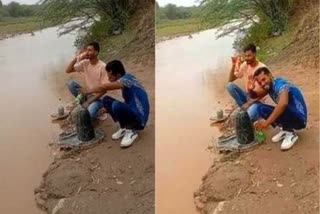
[248,67,307,151]
[81,60,150,148]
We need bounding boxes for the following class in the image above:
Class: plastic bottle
[75,93,83,105]
[255,130,266,142]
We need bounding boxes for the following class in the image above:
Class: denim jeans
[66,80,103,120]
[255,103,306,131]
[226,82,259,121]
[103,96,144,130]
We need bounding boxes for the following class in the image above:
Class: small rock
[276,182,284,188]
[108,145,112,149]
[75,158,80,162]
[194,196,205,210]
[266,147,272,151]
[35,193,45,207]
[116,179,123,185]
[291,183,297,187]
[130,180,136,185]
[113,175,117,179]
[52,198,65,214]
[235,160,240,165]
[128,165,132,169]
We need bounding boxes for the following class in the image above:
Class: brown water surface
[0,27,76,213]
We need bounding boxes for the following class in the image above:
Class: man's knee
[247,102,261,121]
[66,80,80,93]
[66,80,76,88]
[102,96,114,109]
[226,82,236,93]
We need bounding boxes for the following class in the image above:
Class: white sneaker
[112,128,126,140]
[280,132,298,151]
[271,129,288,143]
[120,130,138,148]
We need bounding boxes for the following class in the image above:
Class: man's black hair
[243,43,257,53]
[254,66,271,77]
[106,60,126,76]
[87,41,100,53]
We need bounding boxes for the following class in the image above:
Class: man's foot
[271,129,288,143]
[121,130,138,148]
[112,128,126,140]
[280,132,298,151]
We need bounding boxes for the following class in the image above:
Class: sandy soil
[34,2,155,214]
[194,2,319,213]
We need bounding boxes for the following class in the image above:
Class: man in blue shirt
[248,67,307,151]
[82,60,150,148]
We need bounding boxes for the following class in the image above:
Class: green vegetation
[0,1,40,19]
[156,1,206,39]
[156,18,203,39]
[0,17,43,35]
[0,1,46,37]
[39,0,140,48]
[200,0,297,52]
[0,0,144,58]
[256,23,296,61]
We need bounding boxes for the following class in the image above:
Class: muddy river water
[0,27,76,213]
[156,29,235,213]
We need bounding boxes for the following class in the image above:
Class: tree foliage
[39,0,137,35]
[156,2,199,24]
[0,1,40,18]
[200,0,296,37]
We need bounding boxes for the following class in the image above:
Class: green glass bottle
[255,130,266,142]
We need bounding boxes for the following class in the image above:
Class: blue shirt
[269,77,307,123]
[119,73,150,127]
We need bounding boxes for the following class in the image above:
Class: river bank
[0,17,48,40]
[156,18,204,42]
[194,1,319,213]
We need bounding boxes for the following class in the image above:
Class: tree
[7,1,23,17]
[164,3,178,19]
[200,0,295,37]
[39,0,137,35]
[0,0,3,8]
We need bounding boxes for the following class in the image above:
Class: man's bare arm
[86,82,124,94]
[228,64,237,82]
[83,92,105,107]
[65,57,77,73]
[265,90,289,125]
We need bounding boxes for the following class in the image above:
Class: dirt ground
[194,2,319,213]
[34,2,155,214]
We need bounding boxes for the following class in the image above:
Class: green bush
[240,20,272,48]
[74,19,112,48]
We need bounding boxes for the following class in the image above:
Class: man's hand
[254,120,270,130]
[231,56,238,65]
[78,51,88,60]
[247,75,255,91]
[241,102,250,110]
[79,87,88,96]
